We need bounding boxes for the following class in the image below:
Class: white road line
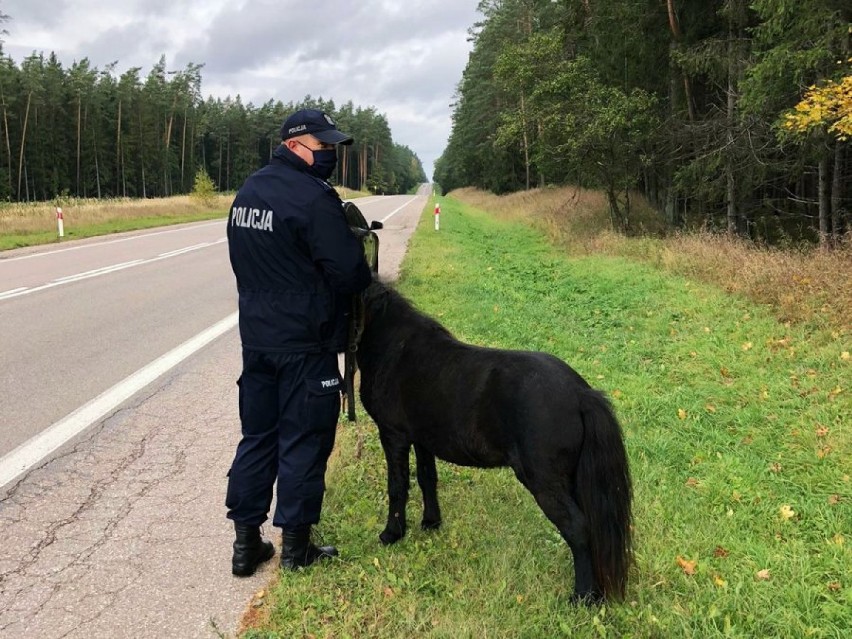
[345,196,384,205]
[0,240,226,302]
[52,259,145,283]
[380,196,421,224]
[0,312,239,491]
[0,287,29,299]
[157,242,209,258]
[0,220,225,264]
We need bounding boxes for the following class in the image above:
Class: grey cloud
[178,0,477,74]
[4,0,480,177]
[74,22,162,69]
[4,0,69,30]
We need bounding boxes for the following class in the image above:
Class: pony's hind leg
[560,495,601,605]
[378,428,410,545]
[517,471,601,604]
[414,444,441,531]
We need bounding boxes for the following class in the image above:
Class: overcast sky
[2,0,481,180]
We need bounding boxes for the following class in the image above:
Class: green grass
[244,196,850,638]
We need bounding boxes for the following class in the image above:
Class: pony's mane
[364,280,452,338]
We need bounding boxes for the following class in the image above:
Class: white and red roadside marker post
[56,207,64,238]
[434,202,440,231]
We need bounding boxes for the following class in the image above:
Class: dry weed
[662,232,851,329]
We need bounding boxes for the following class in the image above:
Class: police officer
[225,109,372,576]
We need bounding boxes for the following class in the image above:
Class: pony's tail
[576,388,633,600]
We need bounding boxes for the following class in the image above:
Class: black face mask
[308,149,338,181]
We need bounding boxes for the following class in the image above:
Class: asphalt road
[0,185,430,638]
[0,221,234,456]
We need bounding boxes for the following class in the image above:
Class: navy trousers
[225,349,342,529]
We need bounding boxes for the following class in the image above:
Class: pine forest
[0,47,427,203]
[434,0,851,245]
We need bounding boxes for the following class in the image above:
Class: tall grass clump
[242,196,849,638]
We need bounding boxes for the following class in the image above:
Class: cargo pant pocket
[304,375,343,434]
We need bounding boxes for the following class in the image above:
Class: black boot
[232,522,275,577]
[280,526,338,570]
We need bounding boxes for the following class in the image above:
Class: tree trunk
[226,130,231,191]
[17,91,32,199]
[164,95,178,197]
[190,120,197,186]
[139,110,146,198]
[818,151,830,247]
[830,141,844,243]
[180,108,188,192]
[725,20,738,236]
[833,17,851,242]
[116,98,122,195]
[94,136,101,198]
[666,0,695,121]
[726,168,737,234]
[520,92,530,190]
[76,95,82,196]
[217,134,223,189]
[605,183,626,232]
[92,110,101,198]
[81,104,88,198]
[1,88,12,196]
[360,144,367,191]
[664,35,678,226]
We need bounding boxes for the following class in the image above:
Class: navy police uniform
[225,129,371,532]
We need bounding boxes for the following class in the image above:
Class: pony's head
[360,280,453,342]
[361,278,393,321]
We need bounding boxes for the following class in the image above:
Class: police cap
[280,109,354,146]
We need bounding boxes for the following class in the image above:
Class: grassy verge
[0,194,234,251]
[242,196,849,638]
[451,187,851,331]
[336,187,373,200]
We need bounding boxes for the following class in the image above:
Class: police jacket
[227,144,372,353]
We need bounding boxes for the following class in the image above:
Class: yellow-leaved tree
[781,63,850,245]
[783,71,852,141]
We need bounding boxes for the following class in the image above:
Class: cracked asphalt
[0,187,428,638]
[0,339,270,637]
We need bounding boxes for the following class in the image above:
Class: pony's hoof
[379,530,403,545]
[570,591,604,607]
[420,519,442,531]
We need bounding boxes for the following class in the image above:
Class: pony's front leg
[378,429,410,545]
[414,444,441,531]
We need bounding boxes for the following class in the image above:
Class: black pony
[355,281,633,602]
